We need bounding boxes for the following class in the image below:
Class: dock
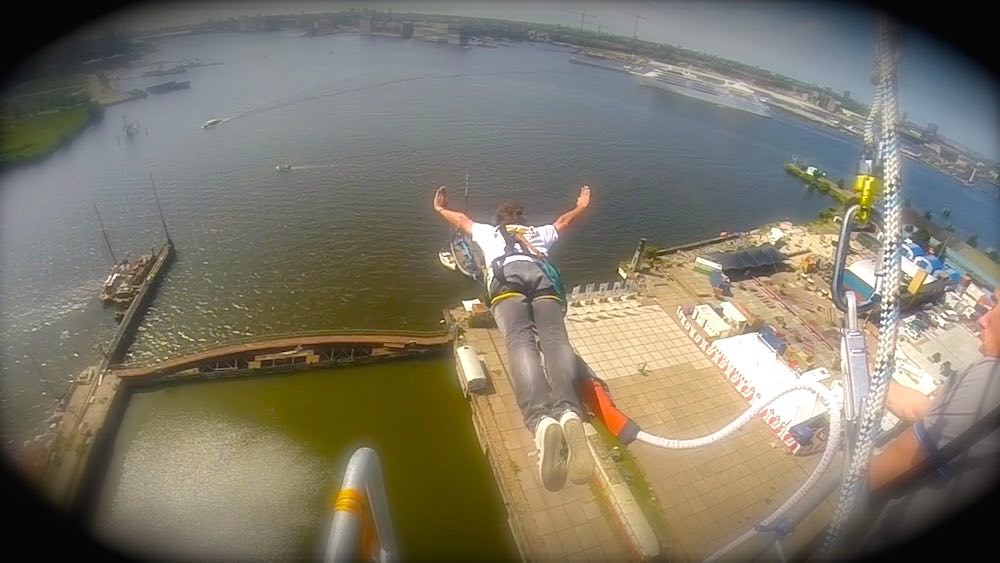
[95,88,148,107]
[782,162,854,203]
[454,316,643,561]
[38,323,451,513]
[38,241,173,509]
[104,242,174,368]
[653,233,741,257]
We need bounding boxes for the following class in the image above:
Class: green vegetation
[0,105,96,164]
[642,244,660,260]
[816,206,840,223]
[785,162,851,204]
[4,73,88,98]
[966,234,979,248]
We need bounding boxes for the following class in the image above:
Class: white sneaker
[535,416,567,492]
[559,411,594,485]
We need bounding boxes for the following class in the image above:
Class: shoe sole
[539,423,568,492]
[563,418,593,485]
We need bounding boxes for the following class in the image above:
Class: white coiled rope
[821,20,904,557]
[635,380,843,561]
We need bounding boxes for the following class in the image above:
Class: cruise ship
[638,68,772,118]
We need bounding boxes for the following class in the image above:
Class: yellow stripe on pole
[333,488,380,560]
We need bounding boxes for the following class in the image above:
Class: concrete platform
[566,298,833,559]
[454,276,838,560]
[459,325,636,561]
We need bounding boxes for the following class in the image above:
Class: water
[93,359,515,560]
[1,31,997,557]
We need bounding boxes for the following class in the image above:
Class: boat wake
[221,69,562,123]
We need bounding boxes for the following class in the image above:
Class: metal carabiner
[831,204,883,313]
[839,291,871,423]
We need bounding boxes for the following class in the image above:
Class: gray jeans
[490,261,583,433]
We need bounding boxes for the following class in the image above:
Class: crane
[630,12,647,57]
[557,8,596,31]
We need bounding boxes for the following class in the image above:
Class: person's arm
[433,186,473,235]
[871,360,1000,492]
[869,429,928,492]
[885,380,933,424]
[552,186,591,233]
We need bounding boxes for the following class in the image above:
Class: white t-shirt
[470,223,559,284]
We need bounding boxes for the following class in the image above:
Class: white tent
[712,333,827,439]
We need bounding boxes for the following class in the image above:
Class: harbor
[3,22,996,560]
[16,209,993,558]
[441,216,990,559]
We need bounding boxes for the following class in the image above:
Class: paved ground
[458,264,839,561]
[461,326,632,561]
[566,297,834,560]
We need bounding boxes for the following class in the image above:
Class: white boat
[638,68,772,118]
[439,249,457,271]
[275,164,292,171]
[202,118,223,129]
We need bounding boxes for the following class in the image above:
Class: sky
[101,1,998,158]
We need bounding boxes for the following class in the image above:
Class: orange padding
[577,377,641,444]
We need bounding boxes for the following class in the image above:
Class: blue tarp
[759,325,787,355]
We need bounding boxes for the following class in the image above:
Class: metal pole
[94,203,117,264]
[23,348,46,380]
[629,238,647,275]
[149,173,171,243]
[463,171,469,213]
[325,447,397,562]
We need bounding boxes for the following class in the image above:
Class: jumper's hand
[434,186,448,211]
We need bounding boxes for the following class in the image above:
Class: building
[847,257,951,308]
[413,22,450,42]
[447,26,469,46]
[359,18,413,38]
[239,15,260,32]
[710,332,830,455]
[692,304,732,339]
[944,241,1000,290]
[528,30,550,42]
[719,301,749,333]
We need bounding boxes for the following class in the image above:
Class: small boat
[99,269,125,305]
[450,230,485,282]
[275,164,292,171]
[202,118,223,129]
[438,249,457,271]
[142,65,187,77]
[147,80,191,94]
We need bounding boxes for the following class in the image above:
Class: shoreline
[0,105,103,170]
